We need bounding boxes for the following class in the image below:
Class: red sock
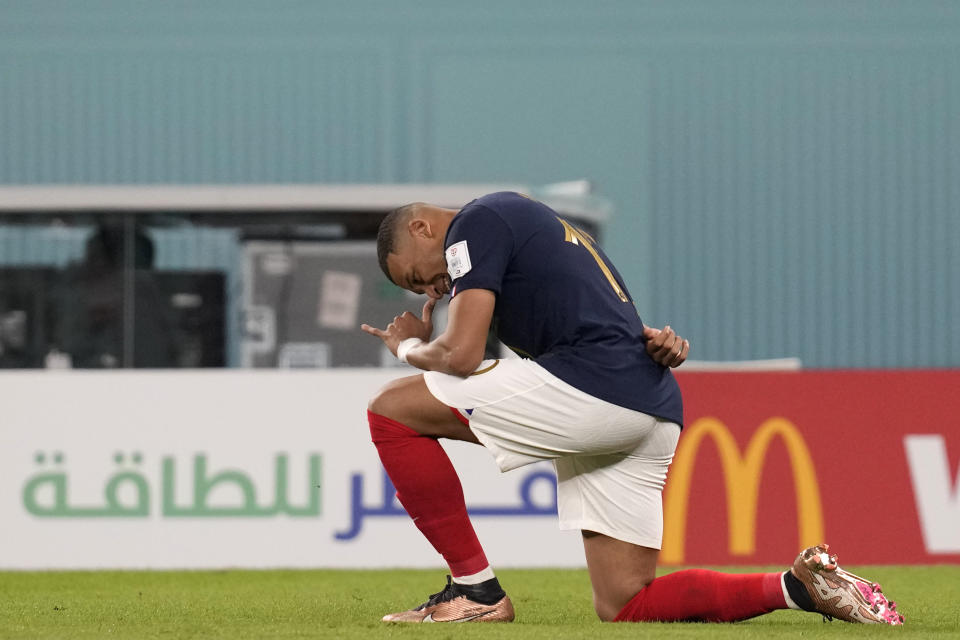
[367,410,489,577]
[614,569,786,623]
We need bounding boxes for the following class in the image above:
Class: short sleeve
[445,204,514,297]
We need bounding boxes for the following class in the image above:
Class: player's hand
[643,324,689,368]
[360,298,437,356]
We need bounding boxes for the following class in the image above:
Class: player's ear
[408,217,431,239]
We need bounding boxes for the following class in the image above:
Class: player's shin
[614,569,787,623]
[367,410,491,578]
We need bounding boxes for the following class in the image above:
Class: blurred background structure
[1,1,957,369]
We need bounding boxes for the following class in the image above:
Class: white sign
[904,434,960,553]
[0,370,581,569]
[317,270,362,330]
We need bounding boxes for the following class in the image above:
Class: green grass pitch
[1,566,958,639]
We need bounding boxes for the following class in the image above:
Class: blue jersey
[444,191,683,425]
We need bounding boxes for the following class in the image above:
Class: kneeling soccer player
[361,192,902,625]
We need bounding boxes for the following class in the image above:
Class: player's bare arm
[361,288,495,377]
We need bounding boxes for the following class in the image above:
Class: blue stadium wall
[1,1,958,367]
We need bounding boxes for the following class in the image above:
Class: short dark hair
[376,203,420,284]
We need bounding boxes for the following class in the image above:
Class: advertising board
[2,369,957,568]
[668,371,960,565]
[0,370,577,569]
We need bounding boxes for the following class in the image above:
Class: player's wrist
[396,337,424,364]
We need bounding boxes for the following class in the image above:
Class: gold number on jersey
[557,217,629,302]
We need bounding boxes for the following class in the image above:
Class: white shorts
[423,358,681,549]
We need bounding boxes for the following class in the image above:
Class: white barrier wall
[0,370,582,569]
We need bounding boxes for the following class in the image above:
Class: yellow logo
[661,417,824,563]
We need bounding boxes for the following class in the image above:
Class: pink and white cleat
[791,543,904,625]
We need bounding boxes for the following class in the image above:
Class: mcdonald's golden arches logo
[661,417,824,564]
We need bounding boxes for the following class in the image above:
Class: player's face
[386,236,451,299]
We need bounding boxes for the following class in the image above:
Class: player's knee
[593,590,637,622]
[593,576,654,622]
[593,596,620,622]
[367,386,393,417]
[367,378,406,419]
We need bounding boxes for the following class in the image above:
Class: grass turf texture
[1,566,957,639]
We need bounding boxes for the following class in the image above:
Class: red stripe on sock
[614,570,787,623]
[367,410,489,577]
